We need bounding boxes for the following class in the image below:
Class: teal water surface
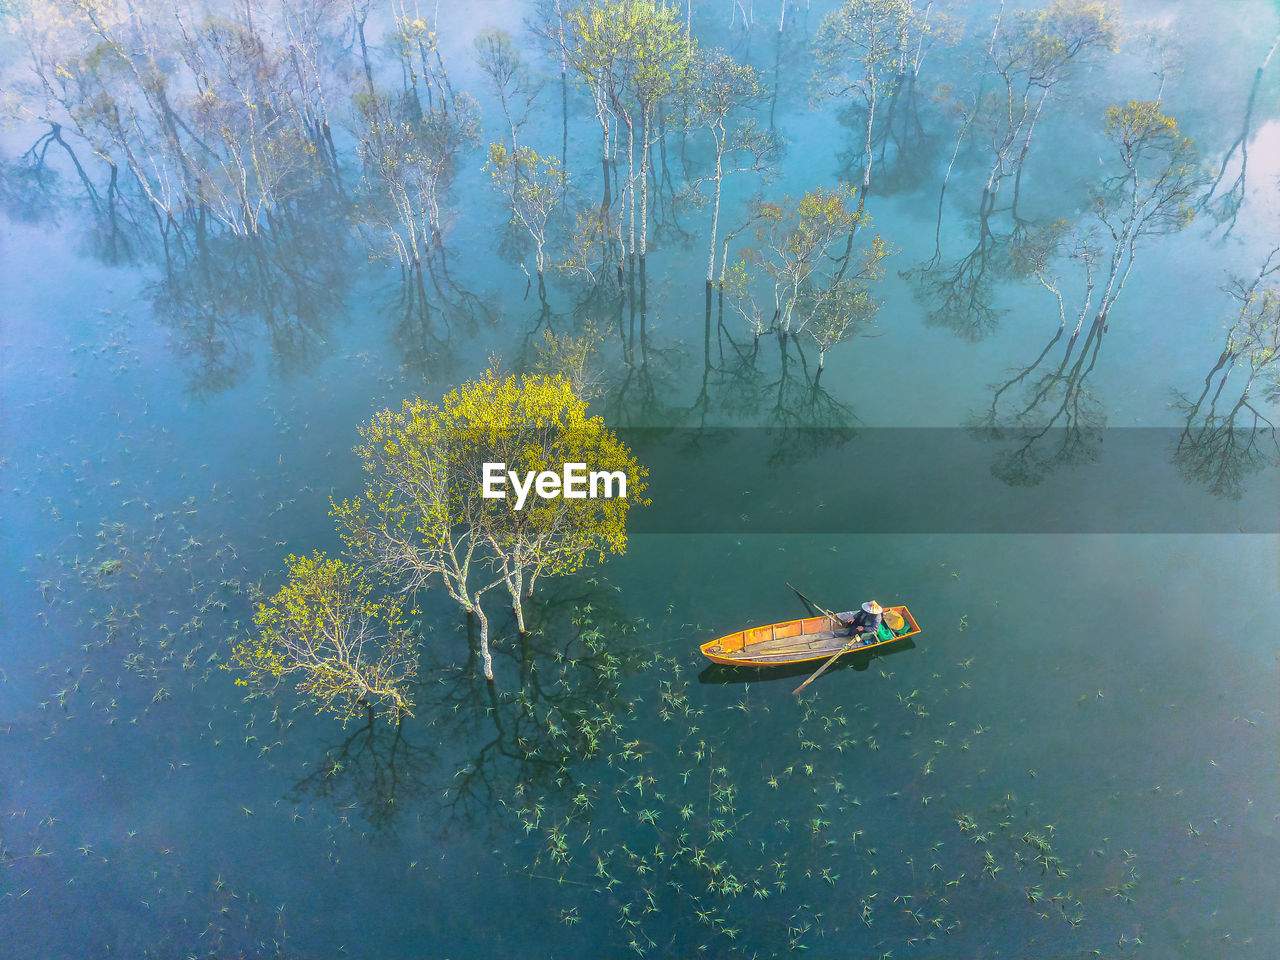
[2,1,1279,958]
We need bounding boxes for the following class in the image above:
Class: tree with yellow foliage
[723,185,890,346]
[335,370,646,681]
[980,102,1207,484]
[485,142,567,289]
[226,552,418,724]
[565,0,692,267]
[813,0,927,201]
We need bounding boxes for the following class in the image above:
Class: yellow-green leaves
[565,0,694,132]
[336,369,647,668]
[1105,100,1187,154]
[484,142,567,274]
[534,325,605,401]
[434,370,649,567]
[814,0,921,97]
[1099,100,1203,235]
[225,552,418,725]
[1008,1,1121,83]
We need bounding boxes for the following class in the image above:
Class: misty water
[2,1,1279,957]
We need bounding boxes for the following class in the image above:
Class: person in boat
[846,601,883,642]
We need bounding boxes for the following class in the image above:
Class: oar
[785,582,844,627]
[786,583,859,696]
[792,636,859,696]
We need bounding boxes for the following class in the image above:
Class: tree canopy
[227,552,419,725]
[335,370,647,680]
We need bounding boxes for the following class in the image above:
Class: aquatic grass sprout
[496,638,1147,955]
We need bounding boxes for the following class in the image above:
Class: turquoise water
[2,1,1279,957]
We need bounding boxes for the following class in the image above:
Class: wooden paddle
[792,635,859,696]
[786,583,858,696]
[785,582,844,626]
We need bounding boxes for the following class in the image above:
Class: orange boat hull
[700,606,921,667]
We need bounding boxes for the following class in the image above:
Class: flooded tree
[459,371,647,639]
[802,266,886,375]
[813,0,929,204]
[1175,250,1280,499]
[723,185,889,347]
[685,48,780,290]
[226,552,419,724]
[334,397,504,682]
[558,204,616,286]
[976,1,1121,217]
[1090,100,1205,327]
[486,143,568,294]
[525,0,575,173]
[980,101,1207,483]
[531,324,606,401]
[334,371,646,681]
[354,10,481,316]
[474,27,545,154]
[19,0,346,237]
[14,0,354,391]
[565,0,692,270]
[291,579,641,840]
[907,0,1120,341]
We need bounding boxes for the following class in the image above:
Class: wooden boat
[700,606,921,668]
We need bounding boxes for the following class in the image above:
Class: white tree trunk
[639,111,652,259]
[626,117,636,262]
[707,142,724,283]
[474,598,494,680]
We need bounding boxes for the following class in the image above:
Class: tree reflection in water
[978,97,1208,486]
[1197,35,1280,235]
[906,4,1121,342]
[292,578,643,838]
[1174,250,1280,500]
